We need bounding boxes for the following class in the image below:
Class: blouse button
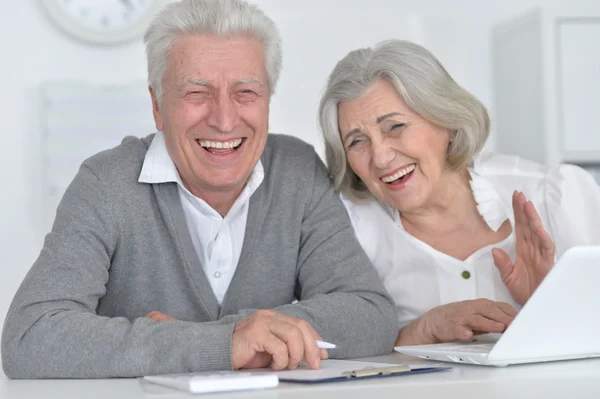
[461,271,471,280]
[214,271,222,278]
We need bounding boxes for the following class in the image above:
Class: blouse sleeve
[544,164,600,257]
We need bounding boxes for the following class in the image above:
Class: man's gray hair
[319,39,490,200]
[144,0,282,103]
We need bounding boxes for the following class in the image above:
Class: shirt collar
[138,131,181,185]
[138,132,264,211]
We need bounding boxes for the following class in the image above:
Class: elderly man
[1,0,397,378]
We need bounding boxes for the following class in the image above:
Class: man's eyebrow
[184,78,210,86]
[182,78,264,87]
[235,77,264,86]
[376,112,404,124]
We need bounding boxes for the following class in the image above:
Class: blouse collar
[468,154,511,232]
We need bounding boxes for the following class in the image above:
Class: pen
[316,340,337,349]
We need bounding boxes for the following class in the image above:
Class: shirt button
[462,271,471,280]
[214,271,221,278]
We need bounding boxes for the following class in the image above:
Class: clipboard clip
[342,365,411,378]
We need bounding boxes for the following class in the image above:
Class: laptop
[395,246,600,366]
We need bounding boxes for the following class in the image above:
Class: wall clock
[41,0,165,45]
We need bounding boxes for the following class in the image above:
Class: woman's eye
[348,138,362,148]
[390,123,406,131]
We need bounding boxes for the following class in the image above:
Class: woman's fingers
[516,192,533,243]
[495,301,519,318]
[465,314,506,334]
[533,222,556,262]
[512,191,526,244]
[520,194,555,256]
[453,325,474,341]
[492,247,514,282]
[524,200,543,230]
[533,223,556,263]
[477,301,516,327]
[425,301,518,345]
[524,200,544,248]
[523,199,556,266]
[535,224,554,250]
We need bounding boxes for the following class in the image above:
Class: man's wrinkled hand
[232,309,328,371]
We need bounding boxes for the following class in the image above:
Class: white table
[2,353,600,399]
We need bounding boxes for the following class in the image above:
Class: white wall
[0,0,594,374]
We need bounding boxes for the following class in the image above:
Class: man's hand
[145,309,328,370]
[396,299,517,346]
[232,310,328,370]
[492,191,556,305]
[145,311,176,322]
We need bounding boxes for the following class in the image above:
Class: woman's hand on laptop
[492,191,556,306]
[395,299,517,346]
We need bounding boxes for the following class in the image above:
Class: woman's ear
[448,128,458,142]
[446,129,457,152]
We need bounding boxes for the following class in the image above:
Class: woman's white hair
[319,39,490,200]
[144,0,282,104]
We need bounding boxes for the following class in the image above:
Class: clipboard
[276,364,450,384]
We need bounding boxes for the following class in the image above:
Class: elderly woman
[319,40,600,346]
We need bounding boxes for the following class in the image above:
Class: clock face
[41,0,163,45]
[58,0,155,32]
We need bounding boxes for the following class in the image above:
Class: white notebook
[143,370,279,394]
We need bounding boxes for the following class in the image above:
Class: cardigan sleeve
[1,163,245,378]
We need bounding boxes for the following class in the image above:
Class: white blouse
[342,152,600,328]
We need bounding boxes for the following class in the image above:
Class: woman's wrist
[395,314,435,346]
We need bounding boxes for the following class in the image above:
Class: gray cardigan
[2,134,398,378]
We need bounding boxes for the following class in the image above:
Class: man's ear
[149,86,164,132]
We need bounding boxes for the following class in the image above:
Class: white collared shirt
[342,151,600,328]
[139,132,264,305]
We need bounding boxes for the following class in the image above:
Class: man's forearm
[272,291,398,358]
[2,308,245,378]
